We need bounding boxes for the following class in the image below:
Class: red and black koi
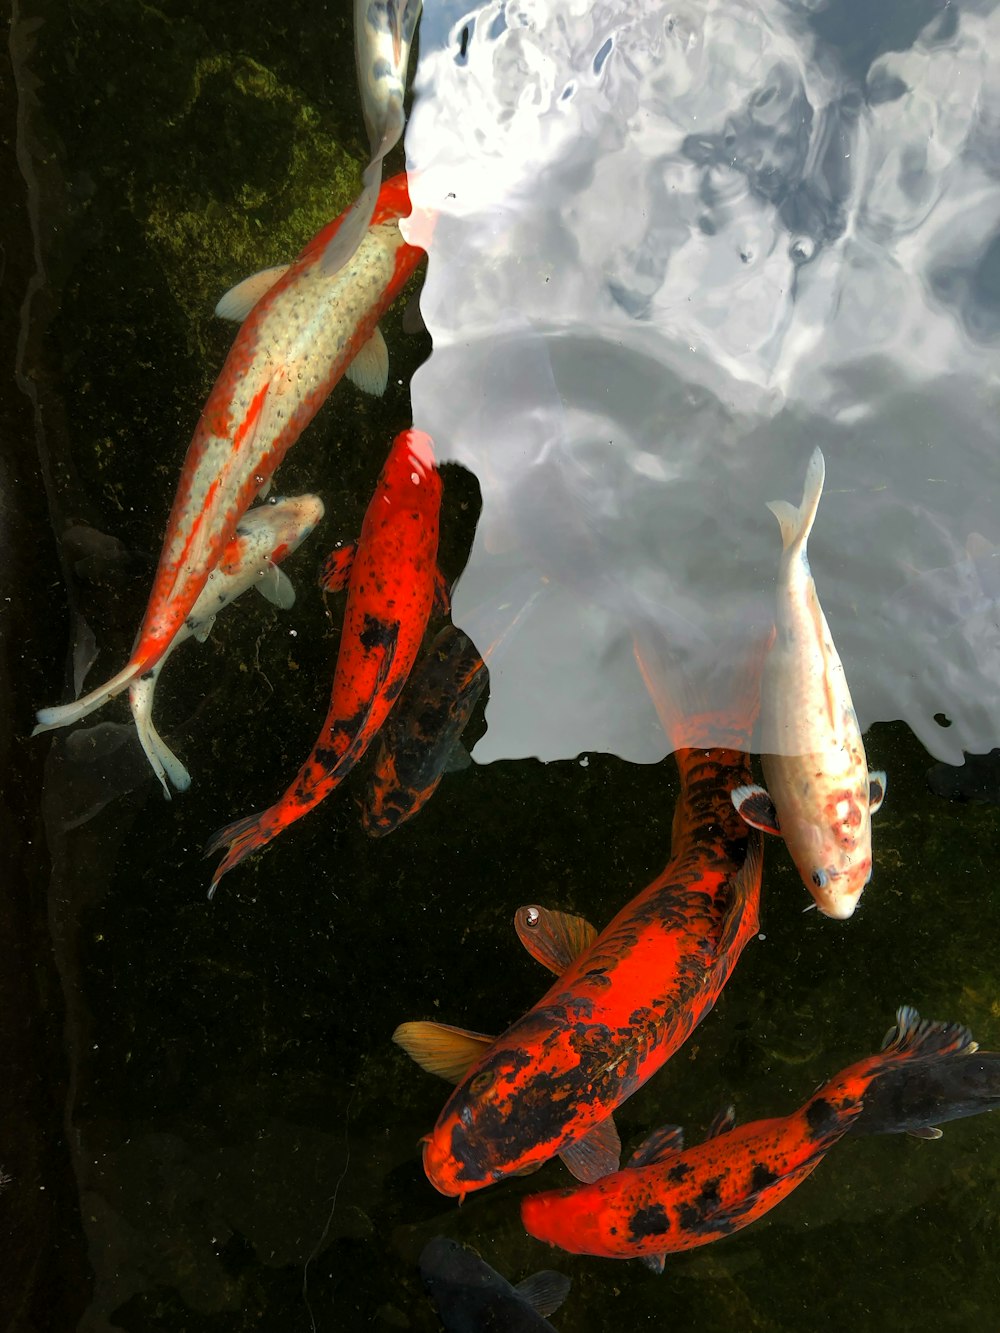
[361,625,486,836]
[521,1006,978,1268]
[206,429,444,892]
[394,629,769,1198]
[35,173,425,738]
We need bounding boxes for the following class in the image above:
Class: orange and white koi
[521,1007,976,1268]
[205,429,444,893]
[732,448,886,919]
[34,173,425,738]
[130,494,324,799]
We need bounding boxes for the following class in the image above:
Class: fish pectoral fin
[868,770,887,814]
[705,1105,737,1139]
[559,1115,621,1183]
[629,1124,684,1167]
[514,905,597,975]
[638,1253,667,1275]
[433,567,452,617]
[255,564,296,610]
[908,1125,944,1140]
[193,615,216,645]
[215,263,290,322]
[514,1271,572,1319]
[731,784,781,835]
[715,829,764,959]
[443,742,472,775]
[345,325,390,397]
[319,542,357,593]
[391,1021,495,1084]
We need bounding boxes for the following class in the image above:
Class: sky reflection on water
[408,0,1000,766]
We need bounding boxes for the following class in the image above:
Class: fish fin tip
[35,659,145,733]
[345,325,390,396]
[214,264,289,321]
[768,447,826,552]
[514,1271,571,1318]
[908,1125,944,1140]
[255,565,296,609]
[868,770,887,814]
[705,1105,737,1139]
[731,784,781,834]
[638,1252,667,1275]
[559,1114,620,1183]
[881,1005,978,1062]
[514,905,597,975]
[629,1124,684,1167]
[319,542,357,593]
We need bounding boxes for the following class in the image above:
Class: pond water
[4,0,1000,1330]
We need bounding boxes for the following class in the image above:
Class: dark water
[3,2,1000,1331]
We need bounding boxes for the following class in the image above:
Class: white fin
[345,326,389,396]
[34,658,145,735]
[129,675,191,799]
[257,476,272,500]
[192,614,216,645]
[767,447,826,554]
[255,564,295,610]
[215,264,290,322]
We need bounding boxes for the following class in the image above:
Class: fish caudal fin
[205,811,277,898]
[34,658,149,736]
[129,680,191,799]
[767,446,825,555]
[632,617,773,754]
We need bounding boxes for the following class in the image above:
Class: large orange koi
[35,173,425,737]
[521,1007,977,1268]
[394,630,768,1198]
[206,429,444,892]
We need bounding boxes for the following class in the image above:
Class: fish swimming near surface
[361,624,486,836]
[129,494,324,799]
[393,627,768,1199]
[206,429,444,893]
[34,172,426,740]
[731,447,886,920]
[521,1006,977,1268]
[420,1236,570,1333]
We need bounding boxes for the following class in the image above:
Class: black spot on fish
[628,1204,670,1240]
[140,669,155,681]
[667,1161,692,1184]
[750,1162,779,1193]
[806,1097,839,1138]
[698,1176,722,1209]
[360,614,395,652]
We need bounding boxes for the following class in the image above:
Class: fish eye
[469,1070,495,1096]
[811,869,829,889]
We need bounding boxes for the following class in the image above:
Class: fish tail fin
[34,657,149,736]
[205,810,278,898]
[767,447,825,554]
[129,689,191,799]
[632,614,773,755]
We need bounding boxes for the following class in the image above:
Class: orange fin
[559,1114,621,1183]
[319,541,357,593]
[715,828,763,959]
[705,1106,737,1139]
[629,1124,684,1167]
[392,1020,494,1084]
[515,905,597,975]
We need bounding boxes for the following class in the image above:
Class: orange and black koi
[206,429,444,892]
[394,630,769,1198]
[521,1006,978,1268]
[361,625,486,836]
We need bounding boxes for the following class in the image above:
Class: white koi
[130,494,324,798]
[732,447,886,919]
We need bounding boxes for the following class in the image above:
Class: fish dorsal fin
[767,446,825,554]
[705,1106,737,1139]
[908,1125,944,1140]
[514,1271,572,1318]
[559,1115,621,1183]
[215,264,290,322]
[514,905,597,975]
[345,325,389,396]
[255,564,295,610]
[639,1253,666,1275]
[319,541,357,593]
[881,1005,978,1059]
[392,1021,495,1085]
[731,784,781,835]
[868,770,887,815]
[715,829,764,960]
[629,1124,684,1167]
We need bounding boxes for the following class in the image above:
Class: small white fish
[130,494,324,798]
[732,448,886,920]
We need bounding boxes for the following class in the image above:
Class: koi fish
[394,629,768,1199]
[206,429,444,892]
[129,494,324,799]
[34,173,425,739]
[521,1006,977,1268]
[731,448,886,919]
[420,1237,569,1333]
[361,625,486,836]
